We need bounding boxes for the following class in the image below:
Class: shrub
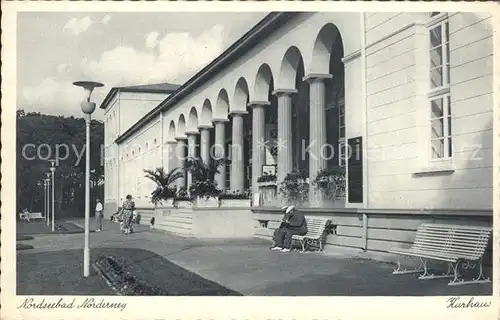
[278,171,309,205]
[312,167,346,200]
[189,179,220,199]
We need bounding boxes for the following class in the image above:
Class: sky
[17,12,268,120]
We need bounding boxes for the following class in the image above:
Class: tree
[16,110,104,217]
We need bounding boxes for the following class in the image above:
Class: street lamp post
[74,80,104,278]
[49,160,57,232]
[43,180,47,224]
[45,173,51,227]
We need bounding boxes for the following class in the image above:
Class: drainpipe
[360,12,369,250]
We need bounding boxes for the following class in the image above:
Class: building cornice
[100,86,179,111]
[115,12,298,145]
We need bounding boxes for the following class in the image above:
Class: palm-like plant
[184,157,227,198]
[144,167,184,205]
[184,157,227,181]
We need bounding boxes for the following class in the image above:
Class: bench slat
[391,223,491,263]
[420,223,492,231]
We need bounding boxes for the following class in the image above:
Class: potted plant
[278,170,309,206]
[174,187,192,208]
[312,167,346,202]
[219,189,251,207]
[144,167,183,207]
[185,157,226,207]
[256,173,278,206]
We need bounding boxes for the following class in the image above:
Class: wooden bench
[292,217,331,252]
[389,223,492,286]
[19,212,44,222]
[269,217,331,252]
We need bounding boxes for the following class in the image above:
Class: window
[427,13,452,162]
[338,103,346,167]
[430,94,452,160]
[338,104,345,140]
[429,18,449,90]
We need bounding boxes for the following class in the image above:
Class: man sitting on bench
[271,205,308,252]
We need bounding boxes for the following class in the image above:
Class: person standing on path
[95,199,103,232]
[120,195,135,235]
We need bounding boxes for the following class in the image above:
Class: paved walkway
[18,219,493,296]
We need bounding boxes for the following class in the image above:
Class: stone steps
[155,223,193,237]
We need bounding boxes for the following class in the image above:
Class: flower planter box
[257,181,277,188]
[160,199,175,207]
[174,200,193,208]
[193,197,219,208]
[219,198,251,208]
[257,182,277,206]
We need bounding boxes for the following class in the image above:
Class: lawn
[17,248,242,296]
[17,221,84,236]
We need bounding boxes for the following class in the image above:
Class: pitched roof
[99,82,181,109]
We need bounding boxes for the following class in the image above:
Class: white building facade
[102,12,494,264]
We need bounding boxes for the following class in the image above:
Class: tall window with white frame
[338,101,346,167]
[428,12,451,160]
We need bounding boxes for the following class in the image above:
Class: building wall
[118,92,170,136]
[104,92,168,214]
[108,11,494,212]
[118,114,162,208]
[364,12,493,210]
[103,95,119,216]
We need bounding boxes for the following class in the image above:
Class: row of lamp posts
[40,80,103,278]
[42,161,56,232]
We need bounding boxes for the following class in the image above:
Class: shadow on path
[17,248,241,296]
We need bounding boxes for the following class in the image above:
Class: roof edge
[99,85,181,110]
[115,12,297,144]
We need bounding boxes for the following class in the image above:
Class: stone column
[230,111,246,192]
[273,89,296,184]
[212,118,229,192]
[198,125,212,165]
[304,73,332,207]
[175,137,187,190]
[186,131,199,190]
[248,101,269,195]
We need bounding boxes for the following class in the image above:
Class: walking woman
[120,194,135,234]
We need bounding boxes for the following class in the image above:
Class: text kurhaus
[447,297,491,308]
[18,298,127,311]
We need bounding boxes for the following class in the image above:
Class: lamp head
[46,173,51,179]
[73,81,104,101]
[73,81,104,115]
[49,159,57,168]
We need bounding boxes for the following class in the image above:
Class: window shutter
[347,136,363,203]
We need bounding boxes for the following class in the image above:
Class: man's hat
[285,205,295,214]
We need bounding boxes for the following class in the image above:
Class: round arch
[311,23,344,74]
[200,99,213,127]
[232,77,250,112]
[215,89,229,119]
[177,114,187,136]
[187,107,199,131]
[167,121,176,140]
[253,63,274,102]
[278,46,305,90]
